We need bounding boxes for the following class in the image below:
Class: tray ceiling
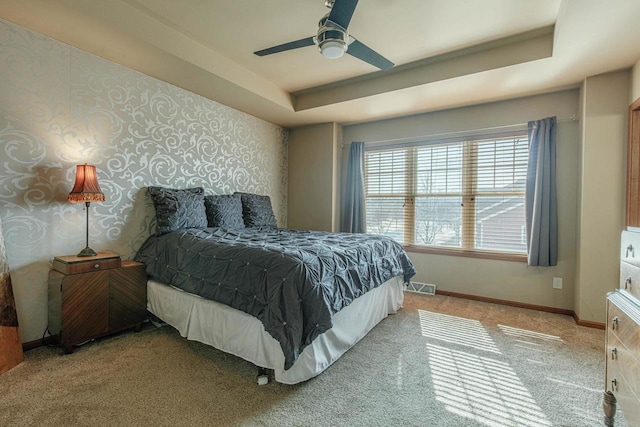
[2,0,640,127]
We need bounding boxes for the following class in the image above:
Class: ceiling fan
[254,0,394,70]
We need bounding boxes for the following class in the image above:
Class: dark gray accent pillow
[204,194,245,229]
[148,186,207,235]
[235,192,277,228]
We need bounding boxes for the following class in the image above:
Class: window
[364,134,528,256]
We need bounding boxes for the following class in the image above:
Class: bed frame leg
[257,367,269,385]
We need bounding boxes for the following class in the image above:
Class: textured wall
[0,19,288,343]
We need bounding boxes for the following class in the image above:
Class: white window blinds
[364,134,528,255]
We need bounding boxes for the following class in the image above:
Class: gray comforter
[134,227,415,369]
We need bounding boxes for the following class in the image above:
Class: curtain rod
[340,114,578,149]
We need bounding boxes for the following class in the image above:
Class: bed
[134,187,415,384]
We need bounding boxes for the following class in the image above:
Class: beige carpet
[0,293,628,427]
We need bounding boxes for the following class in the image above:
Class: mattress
[147,275,405,384]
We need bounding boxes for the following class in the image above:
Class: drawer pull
[612,316,619,330]
[626,244,635,258]
[94,264,100,269]
[611,347,618,360]
[611,378,618,392]
[625,276,632,290]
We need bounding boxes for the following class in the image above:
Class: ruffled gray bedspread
[135,227,415,369]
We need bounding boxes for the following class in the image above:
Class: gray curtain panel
[526,116,558,266]
[342,141,366,233]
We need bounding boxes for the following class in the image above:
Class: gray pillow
[204,194,245,229]
[235,192,277,228]
[148,186,207,235]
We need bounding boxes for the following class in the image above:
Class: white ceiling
[2,0,640,128]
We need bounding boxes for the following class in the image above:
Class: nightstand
[48,252,147,353]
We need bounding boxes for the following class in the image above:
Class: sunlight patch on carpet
[419,309,501,354]
[545,376,601,393]
[427,343,553,427]
[498,325,563,342]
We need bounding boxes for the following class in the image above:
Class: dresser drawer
[608,298,640,357]
[606,367,640,427]
[620,261,640,300]
[621,230,640,266]
[607,330,640,395]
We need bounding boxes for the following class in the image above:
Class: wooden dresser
[604,230,640,426]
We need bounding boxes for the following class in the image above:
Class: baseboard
[572,313,606,330]
[435,290,605,329]
[22,338,43,352]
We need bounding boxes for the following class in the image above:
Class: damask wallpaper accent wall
[0,19,289,343]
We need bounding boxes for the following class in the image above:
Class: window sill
[403,245,527,262]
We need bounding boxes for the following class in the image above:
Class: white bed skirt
[147,276,405,384]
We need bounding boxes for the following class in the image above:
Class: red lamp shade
[67,164,105,257]
[67,164,105,203]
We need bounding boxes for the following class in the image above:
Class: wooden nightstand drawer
[53,252,121,275]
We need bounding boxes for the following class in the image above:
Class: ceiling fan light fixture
[316,20,348,60]
[319,39,347,59]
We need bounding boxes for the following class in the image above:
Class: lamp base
[77,247,98,257]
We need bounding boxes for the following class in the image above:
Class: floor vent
[406,281,436,295]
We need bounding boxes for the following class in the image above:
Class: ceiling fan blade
[254,37,315,56]
[328,0,358,30]
[347,39,394,70]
